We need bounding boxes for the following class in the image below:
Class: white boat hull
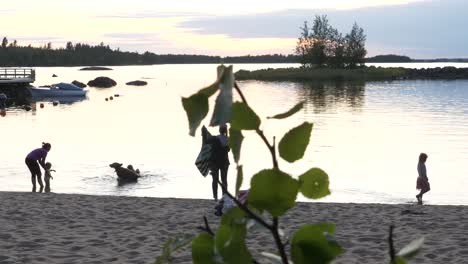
[28,87,88,97]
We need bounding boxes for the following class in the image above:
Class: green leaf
[198,65,226,97]
[279,122,313,163]
[216,207,252,264]
[154,238,172,264]
[299,168,331,199]
[154,234,193,264]
[248,169,299,217]
[291,223,343,264]
[397,237,425,260]
[192,233,216,264]
[268,101,305,119]
[182,93,209,137]
[231,102,261,130]
[210,65,234,126]
[235,165,243,196]
[220,206,246,226]
[392,257,407,264]
[229,128,243,164]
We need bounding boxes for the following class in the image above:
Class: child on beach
[44,162,56,193]
[0,93,6,117]
[416,153,430,204]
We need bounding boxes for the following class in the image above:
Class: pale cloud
[0,0,465,58]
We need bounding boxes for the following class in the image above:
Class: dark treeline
[1,37,465,66]
[0,37,299,66]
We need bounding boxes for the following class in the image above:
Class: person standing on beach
[416,153,430,204]
[0,93,7,117]
[25,142,52,192]
[202,124,230,201]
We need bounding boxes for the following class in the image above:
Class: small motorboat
[27,82,88,97]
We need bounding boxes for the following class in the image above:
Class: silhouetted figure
[0,93,6,117]
[416,153,430,204]
[25,142,52,192]
[44,162,56,193]
[202,124,230,201]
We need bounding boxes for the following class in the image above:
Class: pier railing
[0,68,35,83]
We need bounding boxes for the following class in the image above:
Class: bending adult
[25,142,51,192]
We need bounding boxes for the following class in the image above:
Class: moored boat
[27,82,88,97]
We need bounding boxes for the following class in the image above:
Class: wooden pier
[0,68,35,105]
[0,68,35,84]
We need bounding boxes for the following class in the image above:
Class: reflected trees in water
[296,81,365,113]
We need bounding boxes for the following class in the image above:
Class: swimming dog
[109,162,140,182]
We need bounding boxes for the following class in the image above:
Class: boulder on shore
[71,80,87,88]
[87,77,117,88]
[80,66,113,71]
[126,80,148,86]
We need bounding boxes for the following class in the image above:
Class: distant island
[235,66,468,82]
[0,38,467,67]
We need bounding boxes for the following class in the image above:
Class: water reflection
[297,81,365,112]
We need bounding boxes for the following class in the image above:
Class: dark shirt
[26,148,48,167]
[202,127,230,168]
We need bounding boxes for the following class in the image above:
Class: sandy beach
[1,192,467,264]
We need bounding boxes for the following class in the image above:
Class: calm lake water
[1,63,468,205]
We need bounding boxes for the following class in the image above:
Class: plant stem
[272,217,289,264]
[218,180,271,230]
[219,181,289,263]
[389,225,396,263]
[232,82,288,263]
[234,82,279,169]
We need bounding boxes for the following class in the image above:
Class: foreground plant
[174,65,340,264]
[155,65,423,263]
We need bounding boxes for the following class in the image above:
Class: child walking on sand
[44,162,56,193]
[416,153,430,204]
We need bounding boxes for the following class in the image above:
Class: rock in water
[126,80,147,86]
[80,66,113,71]
[72,80,87,88]
[87,77,117,88]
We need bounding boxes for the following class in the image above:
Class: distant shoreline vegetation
[235,66,468,82]
[0,38,467,67]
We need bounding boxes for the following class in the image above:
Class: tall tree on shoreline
[1,37,8,48]
[310,15,335,67]
[296,16,367,68]
[345,22,367,68]
[295,21,313,67]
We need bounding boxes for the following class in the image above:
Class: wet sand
[0,191,467,263]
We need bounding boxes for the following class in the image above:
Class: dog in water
[109,162,141,182]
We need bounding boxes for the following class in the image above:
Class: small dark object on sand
[40,103,44,108]
[24,105,32,111]
[114,94,120,97]
[105,98,108,101]
[52,74,58,77]
[109,162,141,183]
[52,101,59,106]
[109,96,114,100]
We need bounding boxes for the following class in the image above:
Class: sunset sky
[0,0,466,58]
